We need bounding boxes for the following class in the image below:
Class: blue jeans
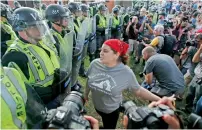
[195,96,202,116]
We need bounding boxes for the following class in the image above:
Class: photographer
[135,14,155,64]
[182,33,202,85]
[126,16,140,59]
[179,40,198,75]
[185,40,202,114]
[142,46,185,97]
[177,16,192,48]
[142,25,164,52]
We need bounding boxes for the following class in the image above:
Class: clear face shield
[74,8,82,19]
[120,7,125,15]
[100,7,107,16]
[25,20,56,47]
[60,16,74,76]
[61,16,74,32]
[82,10,90,19]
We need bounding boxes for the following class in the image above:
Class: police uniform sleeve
[2,51,30,80]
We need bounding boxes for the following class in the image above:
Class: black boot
[79,61,87,77]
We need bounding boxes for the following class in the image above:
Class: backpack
[159,34,177,56]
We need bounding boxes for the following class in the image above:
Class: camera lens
[146,116,161,129]
[62,91,85,116]
[188,113,202,129]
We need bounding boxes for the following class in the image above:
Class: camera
[187,113,202,129]
[145,19,150,24]
[164,21,173,29]
[186,40,196,47]
[120,101,175,129]
[46,91,91,129]
[137,33,144,42]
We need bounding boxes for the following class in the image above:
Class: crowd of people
[1,0,202,129]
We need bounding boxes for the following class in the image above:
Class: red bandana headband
[104,39,129,56]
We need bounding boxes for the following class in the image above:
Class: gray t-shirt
[144,54,185,92]
[87,59,140,113]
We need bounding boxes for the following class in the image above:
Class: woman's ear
[116,52,121,57]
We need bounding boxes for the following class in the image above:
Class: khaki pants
[184,71,193,86]
[128,39,138,55]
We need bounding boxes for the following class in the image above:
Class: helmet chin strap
[53,18,69,31]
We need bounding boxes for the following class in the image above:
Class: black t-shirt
[128,23,141,40]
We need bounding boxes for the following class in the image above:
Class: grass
[78,55,187,129]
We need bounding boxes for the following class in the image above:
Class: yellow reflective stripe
[15,44,40,82]
[74,23,80,33]
[1,77,26,129]
[37,74,54,87]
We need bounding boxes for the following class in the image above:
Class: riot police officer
[67,2,81,37]
[45,4,73,92]
[67,2,88,91]
[95,4,107,58]
[79,4,91,77]
[13,1,21,11]
[1,7,68,109]
[33,0,44,18]
[1,2,17,57]
[111,7,121,39]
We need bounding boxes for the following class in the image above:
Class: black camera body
[186,40,196,47]
[120,101,175,129]
[137,33,144,42]
[46,91,91,129]
[164,21,173,29]
[187,113,202,129]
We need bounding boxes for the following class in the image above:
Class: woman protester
[84,39,161,129]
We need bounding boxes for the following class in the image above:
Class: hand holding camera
[121,96,181,129]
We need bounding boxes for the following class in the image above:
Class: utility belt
[34,69,71,104]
